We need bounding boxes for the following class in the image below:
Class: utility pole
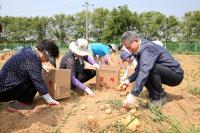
[85,0,89,41]
[83,0,94,41]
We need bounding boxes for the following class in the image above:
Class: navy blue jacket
[128,39,184,96]
[0,47,48,95]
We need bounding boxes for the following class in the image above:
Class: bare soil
[0,54,200,133]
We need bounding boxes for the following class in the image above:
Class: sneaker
[6,101,34,113]
[152,97,167,108]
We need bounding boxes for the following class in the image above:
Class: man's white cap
[69,38,90,56]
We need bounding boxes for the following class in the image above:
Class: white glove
[92,63,100,69]
[123,79,130,85]
[85,87,95,97]
[123,93,137,107]
[42,93,59,106]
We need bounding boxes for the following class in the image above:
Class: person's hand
[85,87,95,97]
[93,63,100,69]
[42,93,59,106]
[123,93,137,107]
[119,79,130,90]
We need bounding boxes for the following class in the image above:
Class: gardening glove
[42,93,59,106]
[119,79,130,90]
[123,93,137,107]
[85,87,95,97]
[92,63,100,69]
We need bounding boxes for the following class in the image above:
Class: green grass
[100,99,123,110]
[185,73,200,97]
[189,87,200,96]
[194,107,200,113]
[98,121,128,133]
[147,103,199,133]
[148,103,165,122]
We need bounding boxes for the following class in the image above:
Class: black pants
[73,69,96,88]
[145,64,184,100]
[0,81,37,103]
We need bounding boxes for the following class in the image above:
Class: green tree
[90,8,109,41]
[163,15,180,42]
[0,16,15,42]
[182,10,200,42]
[32,16,49,41]
[53,14,67,43]
[74,11,87,39]
[102,5,139,44]
[139,11,166,40]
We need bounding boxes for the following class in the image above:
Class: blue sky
[1,0,200,18]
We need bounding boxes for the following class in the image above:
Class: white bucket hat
[108,44,117,52]
[69,38,90,56]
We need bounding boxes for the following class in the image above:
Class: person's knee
[151,64,163,74]
[91,70,96,78]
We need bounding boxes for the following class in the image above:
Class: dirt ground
[0,54,200,133]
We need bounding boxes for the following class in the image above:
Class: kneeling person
[119,31,184,107]
[0,39,60,112]
[60,38,99,96]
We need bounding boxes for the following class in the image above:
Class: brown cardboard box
[96,65,121,90]
[43,69,71,100]
[0,54,5,60]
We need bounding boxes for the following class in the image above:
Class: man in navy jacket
[119,31,184,107]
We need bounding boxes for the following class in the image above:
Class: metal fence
[165,42,200,54]
[0,42,200,54]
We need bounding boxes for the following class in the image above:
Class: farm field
[0,54,200,133]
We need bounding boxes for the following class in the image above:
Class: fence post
[195,42,197,53]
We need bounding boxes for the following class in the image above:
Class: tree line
[0,5,200,45]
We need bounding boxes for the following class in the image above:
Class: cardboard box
[96,65,121,90]
[0,54,5,60]
[43,69,71,100]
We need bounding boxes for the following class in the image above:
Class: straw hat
[69,38,90,56]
